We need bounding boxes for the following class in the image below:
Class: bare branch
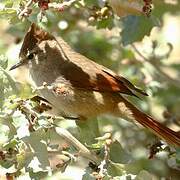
[18,0,33,19]
[131,44,180,88]
[48,0,78,10]
[55,127,100,164]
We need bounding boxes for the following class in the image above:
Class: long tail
[118,97,180,146]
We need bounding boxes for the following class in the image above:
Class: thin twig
[131,44,180,88]
[0,7,17,11]
[131,44,149,62]
[18,0,33,19]
[48,0,78,10]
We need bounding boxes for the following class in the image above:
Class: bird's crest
[19,23,54,56]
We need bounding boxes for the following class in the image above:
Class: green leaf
[120,15,159,46]
[16,150,26,170]
[153,1,180,20]
[96,17,114,30]
[76,118,100,145]
[0,124,10,144]
[0,8,16,18]
[0,76,5,108]
[107,161,125,176]
[135,170,154,180]
[109,140,132,163]
[29,170,49,180]
[0,55,8,69]
[84,0,99,6]
[82,173,96,180]
[0,159,14,169]
[175,148,180,165]
[3,138,19,149]
[82,167,96,180]
[1,116,17,140]
[22,129,50,172]
[170,63,180,71]
[4,0,13,8]
[82,174,96,180]
[0,66,19,94]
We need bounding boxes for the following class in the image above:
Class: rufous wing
[57,39,147,97]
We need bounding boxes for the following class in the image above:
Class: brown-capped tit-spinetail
[10,24,180,146]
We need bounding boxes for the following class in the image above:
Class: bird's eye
[27,53,34,60]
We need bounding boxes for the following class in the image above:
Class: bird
[10,23,180,146]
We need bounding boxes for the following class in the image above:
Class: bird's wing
[57,40,147,97]
[101,66,148,96]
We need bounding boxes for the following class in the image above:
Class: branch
[18,0,33,19]
[48,0,78,10]
[131,44,180,88]
[55,127,100,164]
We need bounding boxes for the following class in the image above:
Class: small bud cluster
[88,4,112,23]
[142,0,153,17]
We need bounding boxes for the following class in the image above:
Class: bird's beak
[9,60,26,71]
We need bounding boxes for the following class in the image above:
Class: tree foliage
[0,0,180,179]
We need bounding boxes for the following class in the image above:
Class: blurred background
[0,0,180,179]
